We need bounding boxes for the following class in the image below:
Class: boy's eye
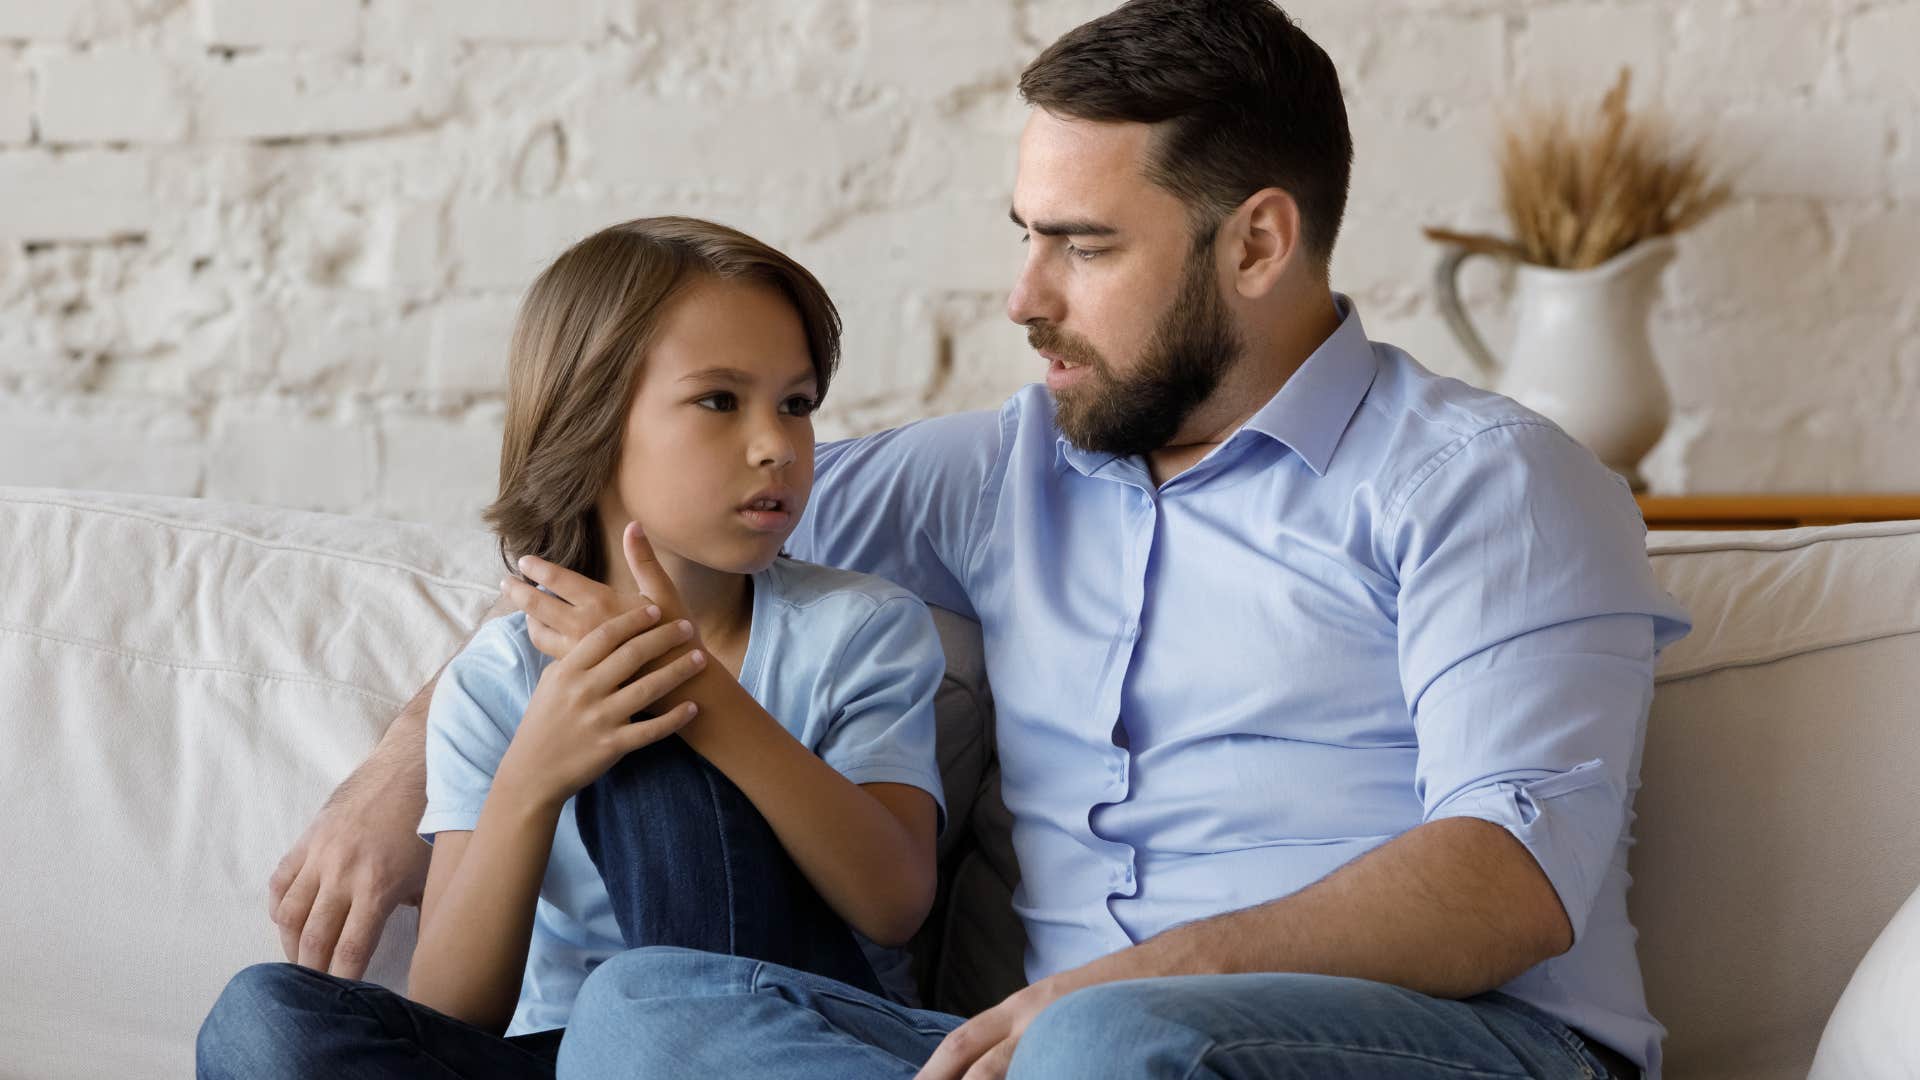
[782,395,819,417]
[694,392,737,412]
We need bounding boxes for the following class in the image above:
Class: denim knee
[196,962,334,1080]
[1009,982,1214,1080]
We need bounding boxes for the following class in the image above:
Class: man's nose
[1006,253,1064,327]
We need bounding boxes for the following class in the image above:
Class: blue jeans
[197,736,880,1079]
[555,947,1628,1079]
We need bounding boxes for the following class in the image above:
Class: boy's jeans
[195,735,880,1079]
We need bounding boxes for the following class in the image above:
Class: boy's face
[602,276,819,576]
[1007,109,1245,455]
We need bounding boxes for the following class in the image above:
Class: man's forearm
[329,673,432,810]
[1136,817,1573,999]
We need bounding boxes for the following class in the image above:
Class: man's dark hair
[1019,0,1353,272]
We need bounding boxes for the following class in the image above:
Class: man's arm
[266,591,514,978]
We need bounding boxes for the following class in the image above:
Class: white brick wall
[1,0,1917,527]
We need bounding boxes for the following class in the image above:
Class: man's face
[1007,110,1244,455]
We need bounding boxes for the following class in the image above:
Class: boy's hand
[504,522,690,661]
[493,606,709,808]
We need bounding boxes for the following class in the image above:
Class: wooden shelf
[1635,494,1920,530]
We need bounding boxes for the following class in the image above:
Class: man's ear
[1225,187,1303,299]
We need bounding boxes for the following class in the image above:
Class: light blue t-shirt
[419,557,948,1036]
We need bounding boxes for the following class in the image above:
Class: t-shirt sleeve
[418,619,535,843]
[786,408,1005,619]
[812,594,950,834]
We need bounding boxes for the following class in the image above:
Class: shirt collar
[1054,293,1378,480]
[1236,293,1377,477]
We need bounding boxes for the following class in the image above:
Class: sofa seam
[0,619,409,712]
[0,492,496,593]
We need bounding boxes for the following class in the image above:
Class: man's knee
[574,945,756,1010]
[196,963,334,1079]
[1010,981,1218,1080]
[559,947,765,1075]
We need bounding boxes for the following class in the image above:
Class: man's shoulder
[1346,344,1586,501]
[764,558,929,622]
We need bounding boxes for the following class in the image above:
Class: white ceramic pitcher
[1434,236,1676,490]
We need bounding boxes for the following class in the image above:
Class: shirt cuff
[416,807,484,845]
[833,761,949,836]
[1424,758,1626,944]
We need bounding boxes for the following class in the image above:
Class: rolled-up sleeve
[1390,421,1690,942]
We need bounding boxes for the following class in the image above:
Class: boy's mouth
[737,490,795,533]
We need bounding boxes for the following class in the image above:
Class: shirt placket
[1088,467,1156,942]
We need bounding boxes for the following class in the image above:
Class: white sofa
[2,485,1915,1079]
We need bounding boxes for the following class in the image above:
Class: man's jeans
[195,736,880,1079]
[557,947,1628,1079]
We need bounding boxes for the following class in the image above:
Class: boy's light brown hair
[482,216,841,586]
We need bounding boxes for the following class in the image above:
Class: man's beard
[1029,240,1244,457]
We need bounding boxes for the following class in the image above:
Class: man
[267,1,1687,1076]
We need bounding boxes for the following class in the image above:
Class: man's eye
[783,396,819,417]
[1067,244,1103,261]
[695,392,737,411]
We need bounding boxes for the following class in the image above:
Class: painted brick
[1514,4,1669,103]
[35,49,187,144]
[193,0,360,51]
[443,201,623,291]
[862,1,1023,100]
[581,92,898,196]
[0,56,31,143]
[426,296,517,395]
[0,397,202,494]
[0,150,153,241]
[1365,15,1504,101]
[195,57,440,141]
[0,2,95,41]
[373,410,503,529]
[1670,3,1832,103]
[371,0,608,45]
[1713,105,1888,202]
[1842,4,1920,101]
[205,404,378,511]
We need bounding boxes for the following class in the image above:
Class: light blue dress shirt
[788,295,1692,1077]
[419,558,948,1036]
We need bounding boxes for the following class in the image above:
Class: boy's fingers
[501,577,585,638]
[515,553,601,611]
[612,702,699,755]
[607,649,707,717]
[567,606,661,670]
[525,615,570,661]
[624,523,676,607]
[586,617,684,692]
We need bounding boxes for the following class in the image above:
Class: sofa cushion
[1635,521,1920,1080]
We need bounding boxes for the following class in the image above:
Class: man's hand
[268,756,429,979]
[505,522,690,661]
[915,943,1175,1080]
